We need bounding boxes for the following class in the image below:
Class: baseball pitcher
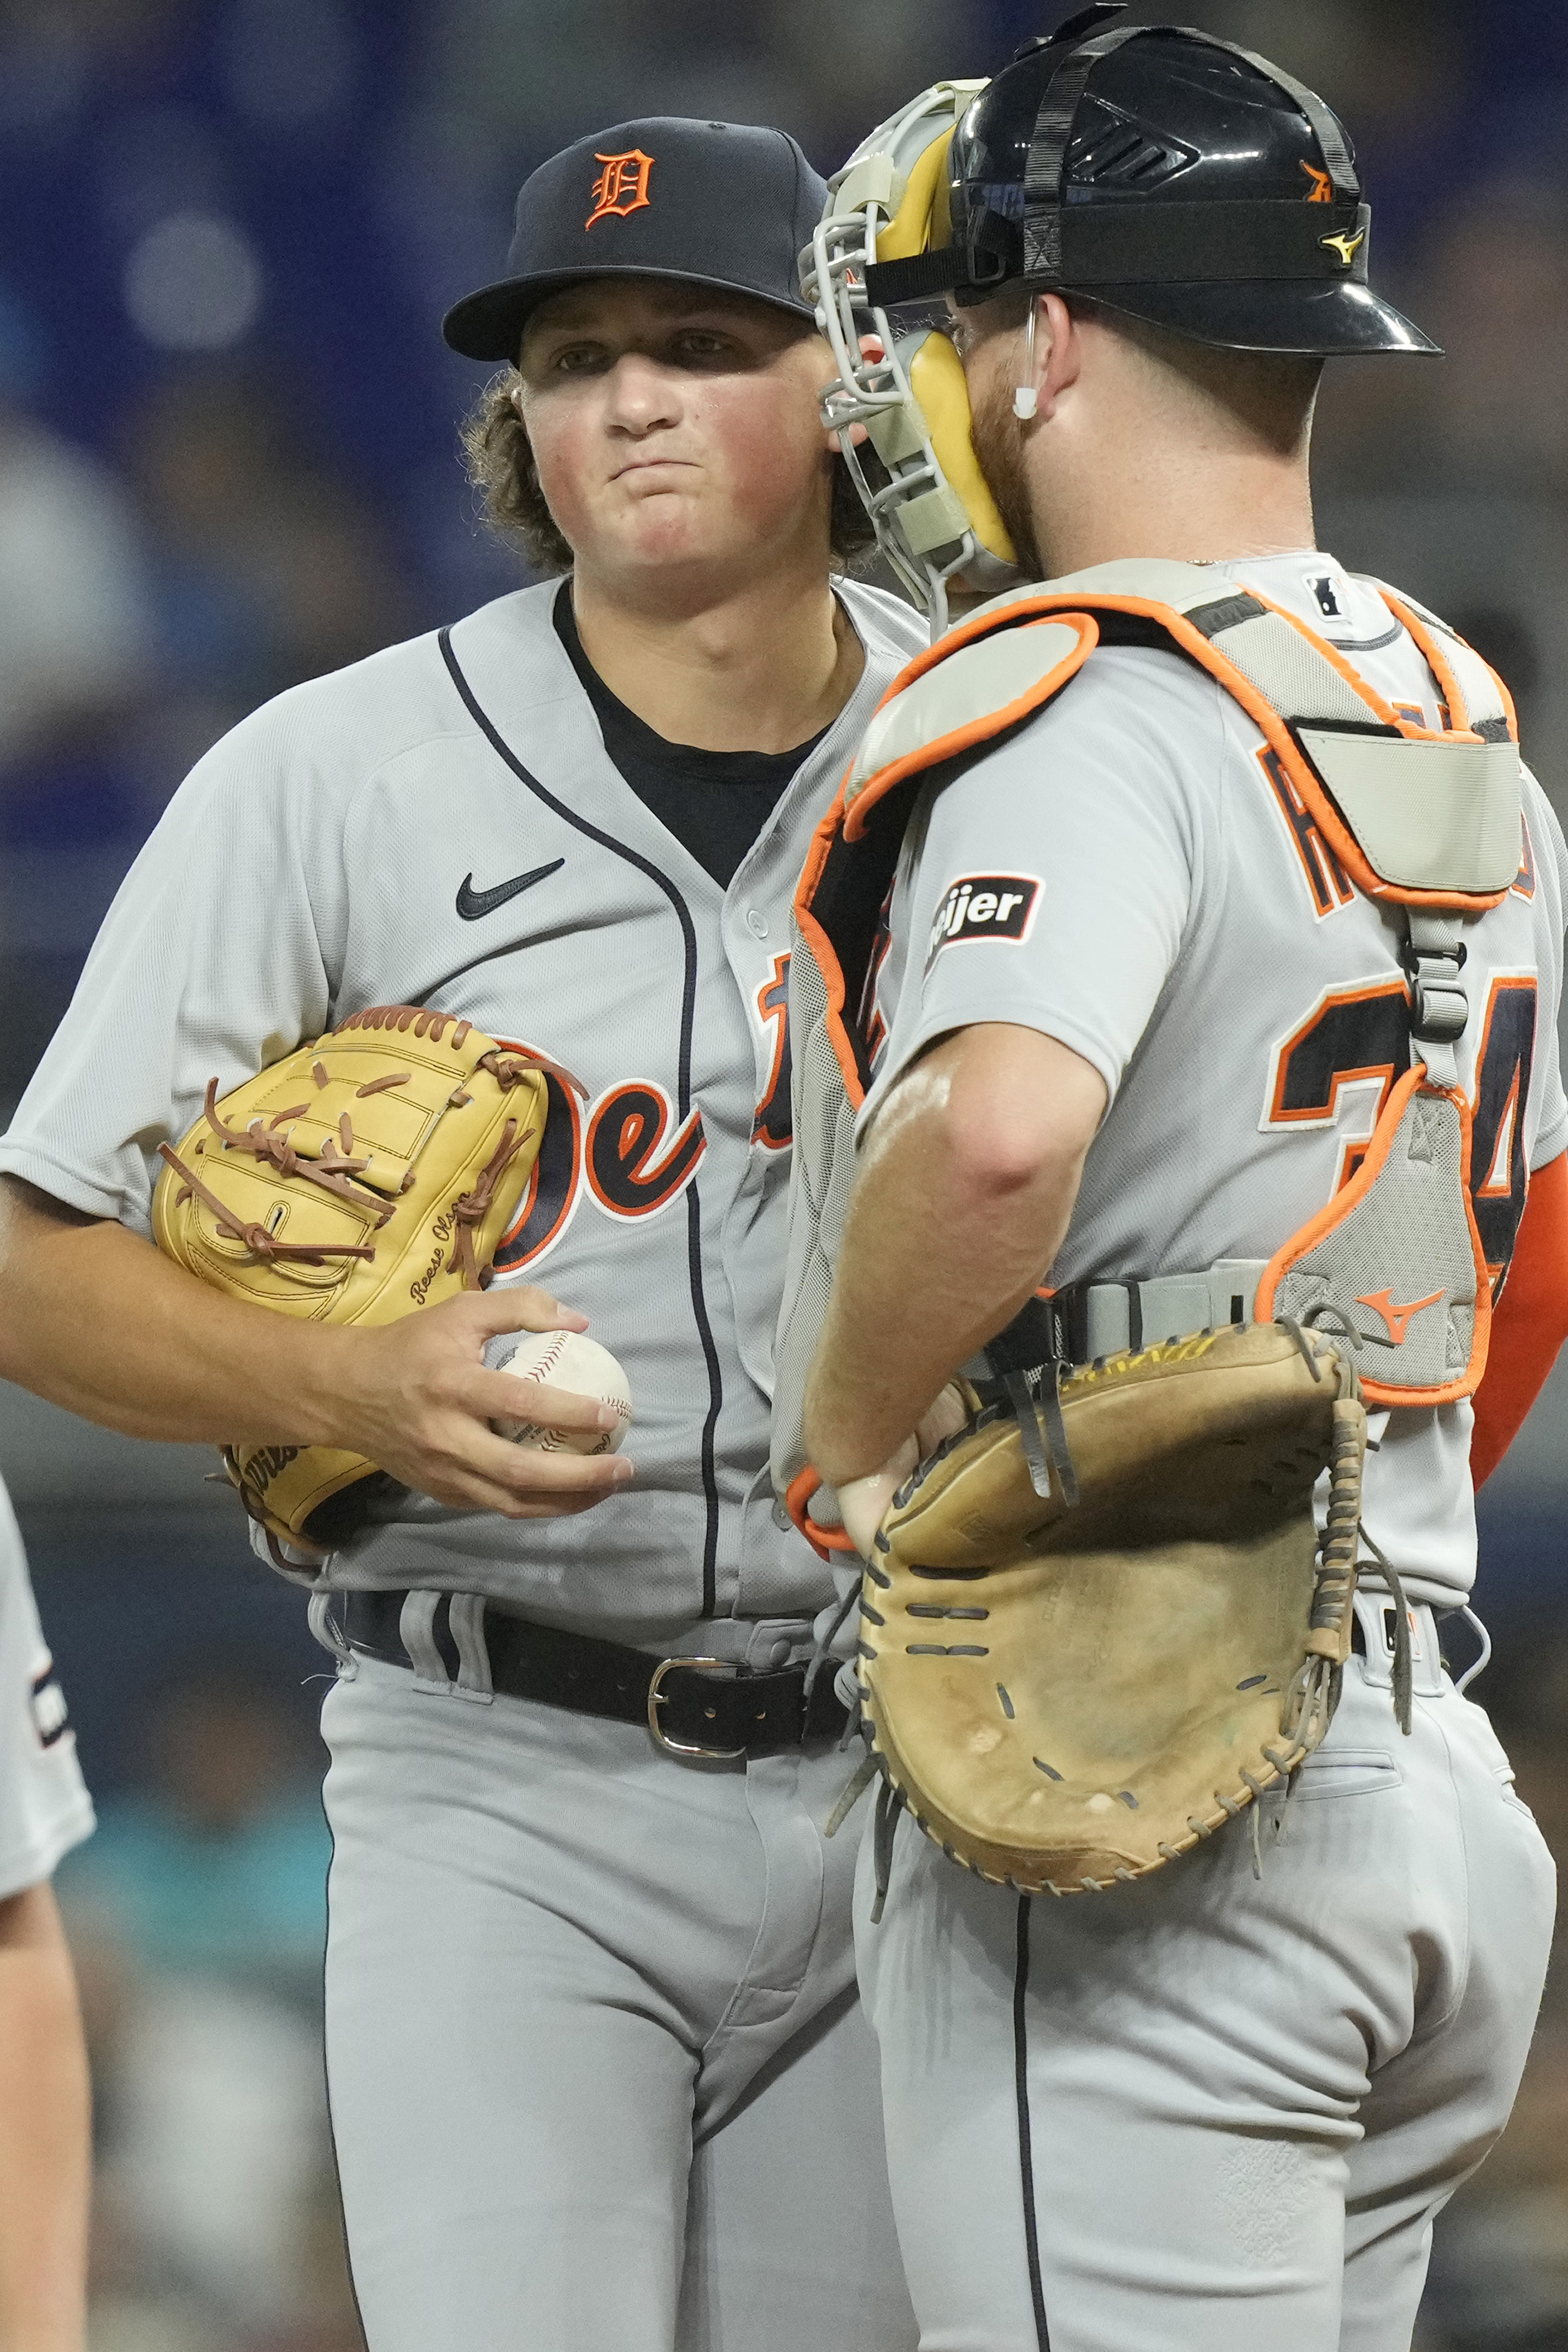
[0,120,925,2351]
[775,12,1568,2347]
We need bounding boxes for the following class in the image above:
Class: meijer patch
[927,874,1041,968]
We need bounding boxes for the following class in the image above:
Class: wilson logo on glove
[926,874,1039,968]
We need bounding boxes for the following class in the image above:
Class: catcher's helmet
[864,1,1439,359]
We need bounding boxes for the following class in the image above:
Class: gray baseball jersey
[828,553,1564,2352]
[0,575,928,2352]
[0,578,925,1645]
[860,551,1568,1610]
[0,1475,92,1898]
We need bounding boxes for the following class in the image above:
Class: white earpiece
[1013,299,1039,420]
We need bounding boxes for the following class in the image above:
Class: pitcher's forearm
[0,1178,623,1520]
[0,1178,357,1447]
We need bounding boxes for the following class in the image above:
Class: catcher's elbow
[941,1102,1080,1207]
[928,1025,1106,1195]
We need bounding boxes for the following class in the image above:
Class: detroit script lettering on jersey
[493,1050,706,1271]
[752,955,793,1154]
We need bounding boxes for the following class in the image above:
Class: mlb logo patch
[927,874,1040,969]
[1305,569,1346,620]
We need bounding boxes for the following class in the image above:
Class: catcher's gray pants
[858,1603,1556,2352]
[319,1647,917,2352]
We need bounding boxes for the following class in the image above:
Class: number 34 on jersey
[1263,965,1538,1291]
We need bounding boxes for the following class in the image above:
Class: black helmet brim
[1080,274,1441,357]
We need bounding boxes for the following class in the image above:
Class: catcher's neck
[1028,436,1317,580]
[567,555,864,757]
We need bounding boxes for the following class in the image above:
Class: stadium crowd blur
[0,0,1565,2345]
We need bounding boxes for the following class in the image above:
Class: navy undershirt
[552,583,827,891]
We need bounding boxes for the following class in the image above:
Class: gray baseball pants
[319,1646,917,2352]
[857,1600,1556,2350]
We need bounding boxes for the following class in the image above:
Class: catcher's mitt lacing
[1294,1298,1417,1733]
[155,1005,577,1285]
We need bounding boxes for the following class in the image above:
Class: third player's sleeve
[0,687,355,1235]
[861,648,1216,1127]
[0,1480,92,1899]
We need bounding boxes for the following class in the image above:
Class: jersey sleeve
[0,692,352,1236]
[1523,773,1568,1172]
[0,1482,93,1898]
[1469,1150,1568,1487]
[861,646,1215,1125]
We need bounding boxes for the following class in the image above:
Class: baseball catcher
[773,8,1568,2345]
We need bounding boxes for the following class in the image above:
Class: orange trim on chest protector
[1254,1062,1494,1409]
[841,613,1098,843]
[832,584,1518,913]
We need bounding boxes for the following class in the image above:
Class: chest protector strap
[784,559,1523,1473]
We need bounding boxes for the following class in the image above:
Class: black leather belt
[337,1589,848,1759]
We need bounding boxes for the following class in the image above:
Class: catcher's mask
[804,0,1439,634]
[802,76,1015,638]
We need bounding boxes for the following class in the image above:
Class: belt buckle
[647,1656,746,1760]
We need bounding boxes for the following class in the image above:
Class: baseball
[487,1329,633,1454]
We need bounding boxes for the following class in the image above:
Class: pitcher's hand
[316,1286,634,1519]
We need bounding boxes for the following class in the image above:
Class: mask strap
[1014,299,1039,420]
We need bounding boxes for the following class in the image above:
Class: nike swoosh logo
[456,859,565,921]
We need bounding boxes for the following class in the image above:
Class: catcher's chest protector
[771,561,1523,1897]
[152,1006,553,1553]
[773,556,1523,1508]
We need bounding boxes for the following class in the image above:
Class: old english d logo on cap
[587,148,655,229]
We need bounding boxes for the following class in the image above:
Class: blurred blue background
[1,2,1565,2345]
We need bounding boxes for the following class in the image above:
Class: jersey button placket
[745,908,769,939]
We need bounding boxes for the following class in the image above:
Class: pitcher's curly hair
[460,372,876,577]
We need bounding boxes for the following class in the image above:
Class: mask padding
[903,331,1017,567]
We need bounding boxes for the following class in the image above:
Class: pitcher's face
[516,279,840,589]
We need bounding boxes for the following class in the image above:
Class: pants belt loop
[448,1593,495,1705]
[399,1590,451,1694]
[307,1590,359,1681]
[1353,1591,1443,1697]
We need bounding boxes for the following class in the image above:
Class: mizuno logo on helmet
[587,148,655,229]
[1320,226,1366,268]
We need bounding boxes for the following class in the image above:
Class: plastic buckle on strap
[647,1657,746,1760]
[1402,936,1468,1043]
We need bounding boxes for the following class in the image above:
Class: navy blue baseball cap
[443,117,828,362]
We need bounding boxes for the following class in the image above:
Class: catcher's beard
[968,365,1044,582]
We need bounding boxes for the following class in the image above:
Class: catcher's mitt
[152,1005,563,1553]
[857,1321,1365,1897]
